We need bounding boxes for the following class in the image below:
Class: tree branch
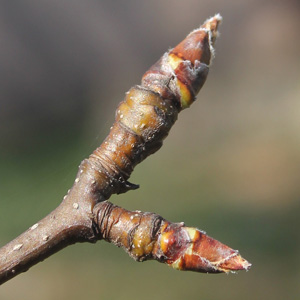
[0,160,98,284]
[0,14,251,285]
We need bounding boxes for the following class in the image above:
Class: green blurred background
[1,0,299,299]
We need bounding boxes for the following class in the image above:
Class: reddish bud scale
[94,202,251,273]
[142,14,222,109]
[156,225,251,273]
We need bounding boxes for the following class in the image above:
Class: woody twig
[0,14,251,285]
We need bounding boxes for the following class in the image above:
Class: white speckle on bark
[13,244,23,251]
[42,235,49,241]
[73,203,79,209]
[30,223,39,230]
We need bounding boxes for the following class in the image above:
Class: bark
[0,14,251,285]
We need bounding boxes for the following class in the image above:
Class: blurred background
[0,0,299,299]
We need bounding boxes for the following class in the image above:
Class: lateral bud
[94,202,251,274]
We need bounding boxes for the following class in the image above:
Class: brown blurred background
[1,0,299,299]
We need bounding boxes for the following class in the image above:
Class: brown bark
[0,14,251,285]
[0,160,97,284]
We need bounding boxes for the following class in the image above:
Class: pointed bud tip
[202,14,223,30]
[201,14,223,45]
[218,253,252,273]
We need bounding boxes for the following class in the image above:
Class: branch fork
[0,14,251,285]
